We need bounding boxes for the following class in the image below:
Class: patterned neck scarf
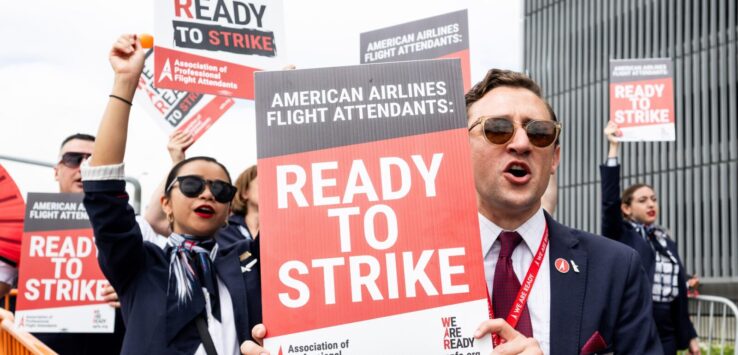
[629,221,680,302]
[167,233,220,321]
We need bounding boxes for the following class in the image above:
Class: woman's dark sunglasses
[59,152,92,168]
[166,175,237,203]
[468,117,561,147]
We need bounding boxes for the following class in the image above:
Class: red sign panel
[15,193,114,333]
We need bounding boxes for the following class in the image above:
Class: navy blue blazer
[600,164,697,349]
[83,179,256,355]
[544,212,662,354]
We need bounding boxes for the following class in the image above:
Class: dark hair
[164,156,232,198]
[465,69,559,144]
[60,133,95,148]
[621,183,654,205]
[621,183,654,218]
[231,165,258,215]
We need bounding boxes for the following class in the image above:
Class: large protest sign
[256,59,491,354]
[360,10,472,91]
[136,49,235,142]
[609,58,675,141]
[154,0,285,99]
[15,193,114,333]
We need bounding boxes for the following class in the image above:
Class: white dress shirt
[479,208,551,355]
[195,277,240,355]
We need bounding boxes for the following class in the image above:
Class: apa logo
[158,59,173,82]
[554,258,570,273]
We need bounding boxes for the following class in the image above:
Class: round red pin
[555,258,570,273]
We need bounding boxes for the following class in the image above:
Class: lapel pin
[239,251,252,262]
[570,260,580,273]
[555,258,570,273]
[241,259,258,273]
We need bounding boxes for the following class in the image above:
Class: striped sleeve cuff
[81,159,125,181]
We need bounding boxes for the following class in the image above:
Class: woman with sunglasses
[81,34,256,355]
[600,121,700,355]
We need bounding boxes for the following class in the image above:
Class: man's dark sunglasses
[59,152,92,168]
[166,175,237,203]
[468,116,561,148]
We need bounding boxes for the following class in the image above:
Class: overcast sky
[0,0,523,209]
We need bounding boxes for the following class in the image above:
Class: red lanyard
[487,224,549,346]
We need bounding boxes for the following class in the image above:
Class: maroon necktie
[492,231,534,337]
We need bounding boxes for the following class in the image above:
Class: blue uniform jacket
[83,179,257,355]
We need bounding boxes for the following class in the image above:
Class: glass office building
[524,0,738,294]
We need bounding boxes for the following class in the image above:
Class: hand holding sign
[604,121,623,159]
[474,319,543,355]
[102,284,120,308]
[240,324,268,355]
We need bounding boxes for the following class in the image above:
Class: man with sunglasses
[54,134,95,193]
[0,134,97,300]
[12,133,179,355]
[20,133,131,355]
[468,69,661,354]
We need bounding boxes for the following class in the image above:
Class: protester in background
[82,33,256,354]
[0,128,181,300]
[0,135,97,298]
[54,134,95,193]
[0,133,126,354]
[601,121,700,355]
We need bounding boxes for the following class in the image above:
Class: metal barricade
[689,295,738,354]
[0,308,57,355]
[3,289,16,311]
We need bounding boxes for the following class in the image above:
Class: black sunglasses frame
[59,152,92,169]
[166,175,237,203]
[468,116,562,147]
